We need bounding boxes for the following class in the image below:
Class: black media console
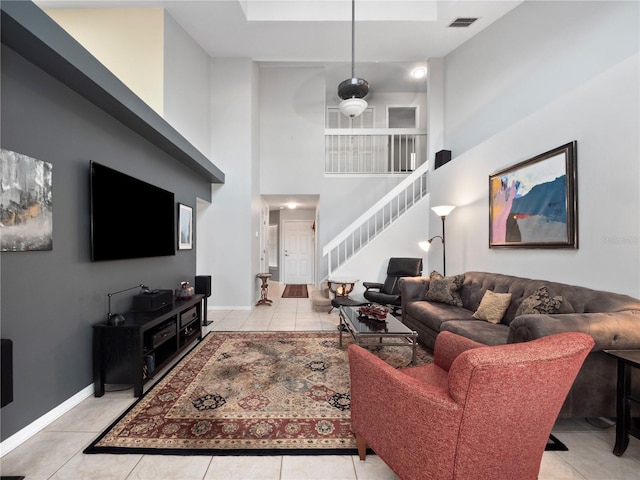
[93,294,204,397]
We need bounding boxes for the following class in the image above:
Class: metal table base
[339,306,418,365]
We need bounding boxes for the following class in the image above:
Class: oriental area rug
[84,331,431,456]
[281,284,308,298]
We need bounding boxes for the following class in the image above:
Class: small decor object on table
[358,305,389,321]
[175,281,194,300]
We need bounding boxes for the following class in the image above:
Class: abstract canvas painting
[489,142,577,248]
[1,149,53,251]
[178,203,192,250]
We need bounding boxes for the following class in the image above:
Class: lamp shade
[418,240,431,252]
[339,97,368,118]
[431,205,456,217]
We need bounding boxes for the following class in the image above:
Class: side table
[328,278,358,297]
[603,349,640,456]
[256,273,273,306]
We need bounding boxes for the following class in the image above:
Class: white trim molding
[0,384,93,457]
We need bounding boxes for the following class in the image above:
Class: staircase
[322,162,430,278]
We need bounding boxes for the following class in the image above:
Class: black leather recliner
[363,257,423,314]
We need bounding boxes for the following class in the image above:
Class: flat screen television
[90,161,176,261]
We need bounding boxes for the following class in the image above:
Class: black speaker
[435,149,452,169]
[195,275,212,297]
[132,289,173,312]
[195,275,212,326]
[1,339,14,408]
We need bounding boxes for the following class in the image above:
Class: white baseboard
[0,383,93,457]
[208,306,252,311]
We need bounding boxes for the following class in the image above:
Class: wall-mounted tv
[90,161,175,261]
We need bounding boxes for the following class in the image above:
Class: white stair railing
[325,128,428,174]
[322,161,430,277]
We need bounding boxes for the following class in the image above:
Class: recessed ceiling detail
[35,1,523,62]
[240,0,438,22]
[448,17,479,28]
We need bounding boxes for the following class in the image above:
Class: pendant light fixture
[338,0,369,118]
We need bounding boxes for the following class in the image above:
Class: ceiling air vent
[448,17,478,28]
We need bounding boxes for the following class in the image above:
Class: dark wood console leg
[94,380,105,397]
[93,331,104,397]
[133,383,143,397]
[133,353,144,397]
[613,359,631,456]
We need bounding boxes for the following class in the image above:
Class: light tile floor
[2,282,639,479]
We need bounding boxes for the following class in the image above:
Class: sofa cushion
[458,272,577,323]
[515,286,563,316]
[425,271,465,307]
[441,320,511,346]
[473,290,512,324]
[405,301,475,333]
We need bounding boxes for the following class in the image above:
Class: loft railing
[325,128,427,175]
[322,161,430,277]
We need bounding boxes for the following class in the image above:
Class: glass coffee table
[338,305,419,365]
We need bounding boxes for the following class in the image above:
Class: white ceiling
[157,0,523,62]
[36,0,524,90]
[35,0,524,210]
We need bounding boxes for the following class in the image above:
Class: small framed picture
[178,203,193,250]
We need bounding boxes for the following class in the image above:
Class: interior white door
[283,220,313,284]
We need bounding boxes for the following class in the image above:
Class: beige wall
[44,8,164,115]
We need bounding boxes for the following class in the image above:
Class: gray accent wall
[0,44,212,440]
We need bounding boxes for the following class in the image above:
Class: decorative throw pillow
[473,290,512,324]
[425,271,465,307]
[515,286,563,316]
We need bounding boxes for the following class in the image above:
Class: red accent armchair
[348,331,594,480]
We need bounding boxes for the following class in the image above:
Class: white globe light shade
[339,97,368,118]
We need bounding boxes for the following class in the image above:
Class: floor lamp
[419,205,455,276]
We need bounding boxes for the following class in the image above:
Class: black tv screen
[90,161,175,261]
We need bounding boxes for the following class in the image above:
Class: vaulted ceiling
[34,1,525,211]
[36,0,524,93]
